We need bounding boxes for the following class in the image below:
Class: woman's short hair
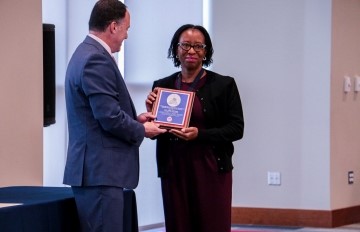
[168,24,214,68]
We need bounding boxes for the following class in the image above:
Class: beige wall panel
[331,0,360,208]
[0,1,43,186]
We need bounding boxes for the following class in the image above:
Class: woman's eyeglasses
[177,42,206,52]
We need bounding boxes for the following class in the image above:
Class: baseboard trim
[232,205,360,228]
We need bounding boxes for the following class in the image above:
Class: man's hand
[143,121,167,138]
[137,112,156,123]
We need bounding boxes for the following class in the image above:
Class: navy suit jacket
[63,36,145,189]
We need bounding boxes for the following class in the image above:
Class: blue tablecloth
[0,186,138,232]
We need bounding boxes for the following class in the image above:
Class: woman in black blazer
[146,24,244,232]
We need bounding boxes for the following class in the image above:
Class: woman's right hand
[145,88,159,112]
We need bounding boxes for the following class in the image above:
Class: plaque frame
[151,88,195,129]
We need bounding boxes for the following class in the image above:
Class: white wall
[210,0,331,210]
[42,0,67,186]
[42,0,98,186]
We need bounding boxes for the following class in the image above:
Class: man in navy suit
[63,1,166,231]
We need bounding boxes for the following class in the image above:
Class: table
[0,186,138,232]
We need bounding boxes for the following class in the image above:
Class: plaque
[151,88,195,129]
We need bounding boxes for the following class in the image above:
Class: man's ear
[109,21,117,33]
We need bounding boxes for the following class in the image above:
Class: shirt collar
[88,34,112,57]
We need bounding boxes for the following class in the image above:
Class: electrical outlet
[344,76,352,93]
[267,171,281,186]
[348,171,354,184]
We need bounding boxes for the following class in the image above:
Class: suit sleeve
[82,53,145,146]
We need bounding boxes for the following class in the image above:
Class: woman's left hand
[169,127,198,141]
[145,88,159,112]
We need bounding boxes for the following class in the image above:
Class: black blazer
[152,70,244,177]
